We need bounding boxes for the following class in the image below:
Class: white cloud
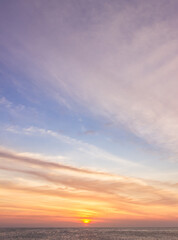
[5,125,142,169]
[1,1,178,159]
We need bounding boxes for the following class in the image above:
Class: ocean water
[0,228,178,240]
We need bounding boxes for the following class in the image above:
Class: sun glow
[82,219,91,224]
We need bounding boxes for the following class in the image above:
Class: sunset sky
[0,0,178,227]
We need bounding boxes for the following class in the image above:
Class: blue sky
[0,0,178,227]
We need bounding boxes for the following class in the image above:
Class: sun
[82,219,91,224]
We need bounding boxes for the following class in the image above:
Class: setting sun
[1,0,178,236]
[82,219,91,224]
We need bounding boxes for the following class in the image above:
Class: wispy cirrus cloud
[5,125,143,170]
[1,1,178,159]
[1,146,178,226]
[1,0,178,227]
[1,148,178,210]
[0,148,114,177]
[0,96,39,124]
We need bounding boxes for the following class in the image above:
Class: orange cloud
[0,148,178,227]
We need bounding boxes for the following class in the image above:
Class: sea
[0,227,178,240]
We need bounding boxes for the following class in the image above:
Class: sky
[0,0,178,227]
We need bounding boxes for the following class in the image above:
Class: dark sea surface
[0,228,178,240]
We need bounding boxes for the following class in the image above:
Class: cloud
[5,125,143,170]
[0,147,114,177]
[1,0,178,226]
[0,96,39,124]
[0,97,13,108]
[0,147,178,226]
[83,130,96,135]
[1,0,178,160]
[1,148,178,207]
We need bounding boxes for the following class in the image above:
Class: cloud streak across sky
[0,0,178,226]
[0,147,178,227]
